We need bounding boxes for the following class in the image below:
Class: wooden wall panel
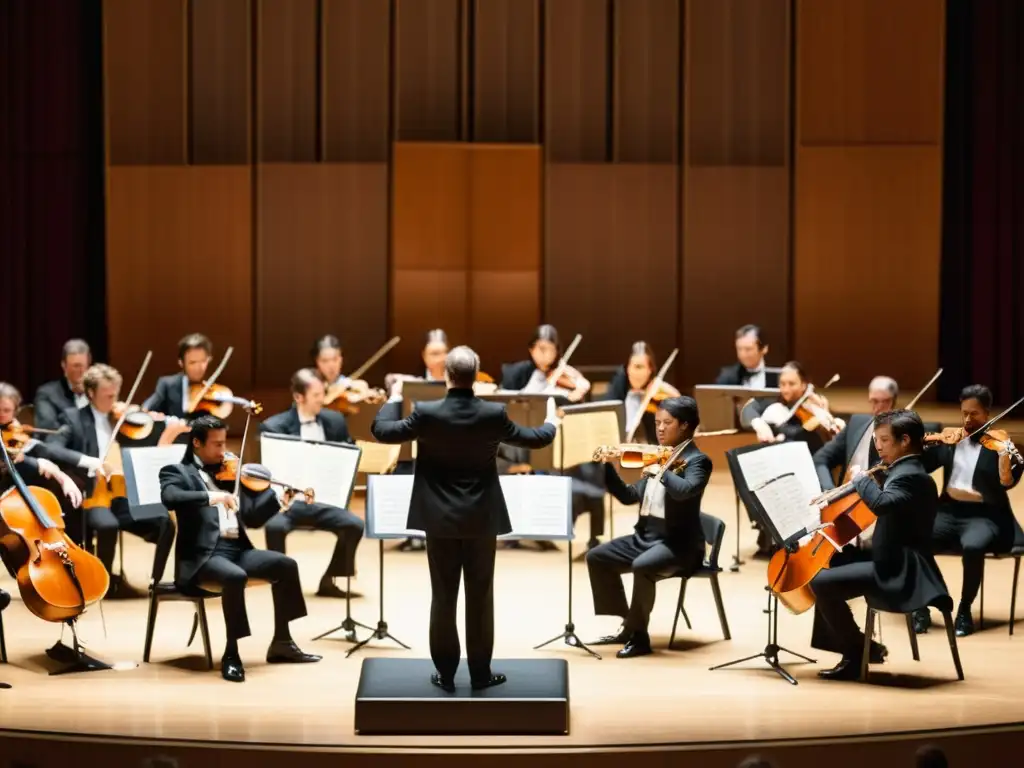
[798,0,944,145]
[391,269,470,371]
[254,164,390,387]
[794,147,941,385]
[613,0,681,163]
[190,0,250,164]
[394,0,461,141]
[257,0,318,162]
[473,0,541,143]
[545,164,679,372]
[106,167,253,394]
[687,0,789,165]
[104,0,187,164]
[682,168,791,382]
[323,0,391,162]
[544,0,610,162]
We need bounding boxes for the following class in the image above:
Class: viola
[766,464,886,614]
[213,453,314,504]
[0,437,109,622]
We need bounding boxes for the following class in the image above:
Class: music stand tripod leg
[345,540,410,658]
[730,490,744,572]
[534,541,602,659]
[312,576,376,643]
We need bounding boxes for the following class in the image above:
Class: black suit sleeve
[159,465,212,509]
[329,412,353,444]
[812,427,847,490]
[238,487,282,528]
[715,365,740,385]
[661,455,711,501]
[371,402,421,443]
[500,410,556,449]
[854,472,915,516]
[142,378,168,412]
[43,413,85,468]
[32,385,62,431]
[600,368,629,401]
[919,444,946,474]
[603,463,644,505]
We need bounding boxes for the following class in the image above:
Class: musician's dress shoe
[818,657,861,681]
[221,655,245,683]
[616,631,652,659]
[266,640,322,664]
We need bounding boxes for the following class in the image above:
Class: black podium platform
[354,658,569,735]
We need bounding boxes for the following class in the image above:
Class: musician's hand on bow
[210,491,238,511]
[751,417,775,444]
[832,417,847,434]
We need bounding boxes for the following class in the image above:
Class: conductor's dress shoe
[471,673,507,690]
[431,673,455,693]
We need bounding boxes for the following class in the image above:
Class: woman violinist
[602,341,681,444]
[313,334,386,413]
[499,324,590,402]
[587,396,711,658]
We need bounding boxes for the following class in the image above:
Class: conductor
[371,345,559,692]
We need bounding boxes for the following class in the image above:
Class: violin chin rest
[240,463,272,481]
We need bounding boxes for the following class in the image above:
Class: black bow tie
[300,420,317,426]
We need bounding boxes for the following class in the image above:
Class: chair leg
[1010,557,1021,637]
[905,614,920,661]
[710,574,731,640]
[860,608,875,682]
[0,610,6,664]
[669,580,684,649]
[197,600,214,671]
[979,565,985,630]
[680,580,692,630]
[941,610,965,681]
[143,591,160,663]
[187,612,199,647]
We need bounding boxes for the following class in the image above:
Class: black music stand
[709,444,817,685]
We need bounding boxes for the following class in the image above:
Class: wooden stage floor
[2,472,1024,757]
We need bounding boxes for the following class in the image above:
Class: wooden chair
[861,593,964,682]
[669,512,732,646]
[0,591,8,664]
[978,525,1024,635]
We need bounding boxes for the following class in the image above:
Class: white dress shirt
[947,438,984,503]
[522,368,549,394]
[850,424,874,474]
[76,406,113,475]
[639,468,667,519]
[299,413,325,443]
[624,390,644,436]
[193,456,239,538]
[744,362,766,389]
[70,380,87,409]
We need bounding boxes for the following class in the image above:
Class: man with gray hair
[373,344,560,692]
[33,338,92,430]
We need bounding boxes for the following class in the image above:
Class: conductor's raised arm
[371,400,421,444]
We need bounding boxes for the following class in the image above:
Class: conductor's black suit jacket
[370,388,557,537]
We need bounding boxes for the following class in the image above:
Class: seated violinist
[604,341,681,444]
[259,368,364,598]
[715,325,778,388]
[811,409,947,681]
[142,333,215,443]
[33,338,91,431]
[159,415,320,683]
[500,324,590,402]
[312,334,384,411]
[587,397,711,658]
[912,385,1024,637]
[43,364,170,595]
[743,362,843,556]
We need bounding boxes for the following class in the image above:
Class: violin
[0,436,109,622]
[625,349,681,445]
[109,402,187,442]
[323,336,400,415]
[214,453,315,504]
[761,375,843,441]
[542,333,585,398]
[186,346,238,418]
[766,464,887,614]
[925,427,1023,464]
[593,440,690,472]
[1,420,60,455]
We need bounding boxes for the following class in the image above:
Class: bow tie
[300,420,317,426]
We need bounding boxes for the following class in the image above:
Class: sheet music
[553,406,622,468]
[735,442,821,541]
[123,445,187,506]
[366,474,573,540]
[259,436,360,510]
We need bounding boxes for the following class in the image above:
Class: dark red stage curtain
[940,0,1024,405]
[0,1,106,395]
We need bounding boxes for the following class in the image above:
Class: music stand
[482,391,571,472]
[399,381,446,463]
[709,443,818,685]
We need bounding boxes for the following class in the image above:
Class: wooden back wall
[103,0,945,395]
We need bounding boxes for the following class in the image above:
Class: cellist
[43,364,170,595]
[810,409,947,681]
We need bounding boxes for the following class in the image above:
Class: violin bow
[347,336,401,381]
[188,346,234,412]
[230,401,261,504]
[783,373,840,422]
[905,368,943,410]
[625,348,679,443]
[965,394,1024,441]
[99,350,152,466]
[538,333,583,395]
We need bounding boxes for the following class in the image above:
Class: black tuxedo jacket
[371,389,557,537]
[260,405,352,444]
[33,378,79,431]
[920,440,1023,515]
[603,441,710,564]
[44,406,105,492]
[143,373,188,419]
[714,362,779,388]
[499,360,540,391]
[852,454,947,611]
[813,413,878,490]
[158,461,280,586]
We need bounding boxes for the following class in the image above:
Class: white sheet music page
[554,407,621,468]
[367,475,421,537]
[498,475,572,539]
[123,445,187,506]
[736,442,821,542]
[258,436,360,509]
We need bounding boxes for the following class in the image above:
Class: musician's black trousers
[192,538,307,642]
[810,544,872,653]
[810,562,877,657]
[932,503,1013,609]
[425,536,497,683]
[264,501,364,579]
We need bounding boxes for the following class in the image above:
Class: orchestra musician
[811,409,948,681]
[371,346,559,692]
[312,334,381,405]
[808,376,898,658]
[499,324,590,401]
[258,368,364,598]
[744,361,842,556]
[42,364,170,595]
[715,325,778,388]
[158,415,321,683]
[32,338,91,430]
[603,341,682,444]
[142,333,216,443]
[587,396,711,658]
[912,385,1024,637]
